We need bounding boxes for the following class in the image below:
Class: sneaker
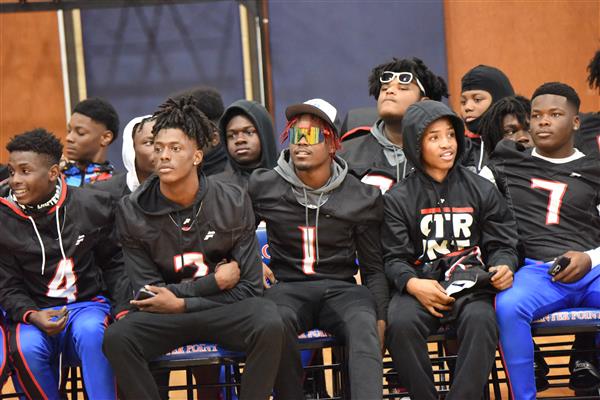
[569,360,600,391]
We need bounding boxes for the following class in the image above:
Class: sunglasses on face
[379,71,427,96]
[288,126,326,145]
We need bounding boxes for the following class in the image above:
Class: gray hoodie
[274,150,348,262]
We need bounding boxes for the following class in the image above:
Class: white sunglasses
[380,71,426,96]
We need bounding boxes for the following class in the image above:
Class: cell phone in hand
[134,287,156,301]
[548,256,571,277]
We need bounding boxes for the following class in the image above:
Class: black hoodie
[0,179,132,322]
[382,100,519,294]
[213,100,278,189]
[116,172,262,313]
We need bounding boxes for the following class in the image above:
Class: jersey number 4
[46,258,77,303]
[531,178,568,225]
[174,253,209,279]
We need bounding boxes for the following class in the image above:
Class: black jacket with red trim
[116,172,262,313]
[382,101,519,294]
[0,180,132,323]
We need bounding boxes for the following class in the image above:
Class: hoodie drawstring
[302,189,324,264]
[315,192,324,263]
[477,141,485,172]
[28,217,46,275]
[29,205,66,276]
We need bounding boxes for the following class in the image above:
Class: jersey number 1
[46,258,77,303]
[299,226,316,275]
[530,178,568,225]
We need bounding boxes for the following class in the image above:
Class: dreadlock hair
[152,96,216,150]
[479,95,530,156]
[171,86,224,124]
[587,49,600,92]
[281,115,340,156]
[532,82,580,112]
[73,97,120,142]
[368,57,449,101]
[6,128,63,167]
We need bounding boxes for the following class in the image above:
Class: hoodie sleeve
[94,213,135,318]
[356,195,390,321]
[381,191,419,294]
[0,252,39,323]
[184,192,262,313]
[185,192,262,311]
[479,183,519,271]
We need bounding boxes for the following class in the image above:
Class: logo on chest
[419,207,474,259]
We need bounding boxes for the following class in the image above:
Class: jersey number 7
[530,178,568,225]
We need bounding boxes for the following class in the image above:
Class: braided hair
[152,96,216,150]
[368,57,448,101]
[478,95,530,156]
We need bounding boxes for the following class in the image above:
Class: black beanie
[461,65,514,102]
[461,65,515,134]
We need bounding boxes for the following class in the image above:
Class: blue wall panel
[81,2,244,170]
[268,1,448,135]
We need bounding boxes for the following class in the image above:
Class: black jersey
[488,142,600,261]
[116,173,262,313]
[338,124,413,193]
[248,153,389,320]
[0,180,131,322]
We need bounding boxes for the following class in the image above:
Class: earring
[574,126,579,130]
[193,161,199,166]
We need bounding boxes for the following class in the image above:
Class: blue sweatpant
[0,313,8,391]
[8,300,116,400]
[496,259,600,400]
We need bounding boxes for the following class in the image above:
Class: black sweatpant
[103,297,283,400]
[386,293,497,400]
[265,280,382,400]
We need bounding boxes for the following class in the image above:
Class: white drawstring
[28,217,46,275]
[55,205,67,260]
[478,141,485,172]
[55,206,67,283]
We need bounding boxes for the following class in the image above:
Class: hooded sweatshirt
[213,100,278,189]
[0,178,132,322]
[248,152,389,320]
[382,100,519,295]
[92,115,152,201]
[116,172,262,313]
[461,65,515,172]
[338,120,413,193]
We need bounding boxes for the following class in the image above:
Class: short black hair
[531,82,580,112]
[73,97,120,142]
[132,116,155,139]
[152,96,215,150]
[479,95,530,156]
[587,49,600,92]
[368,57,448,101]
[6,128,63,166]
[172,86,224,124]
